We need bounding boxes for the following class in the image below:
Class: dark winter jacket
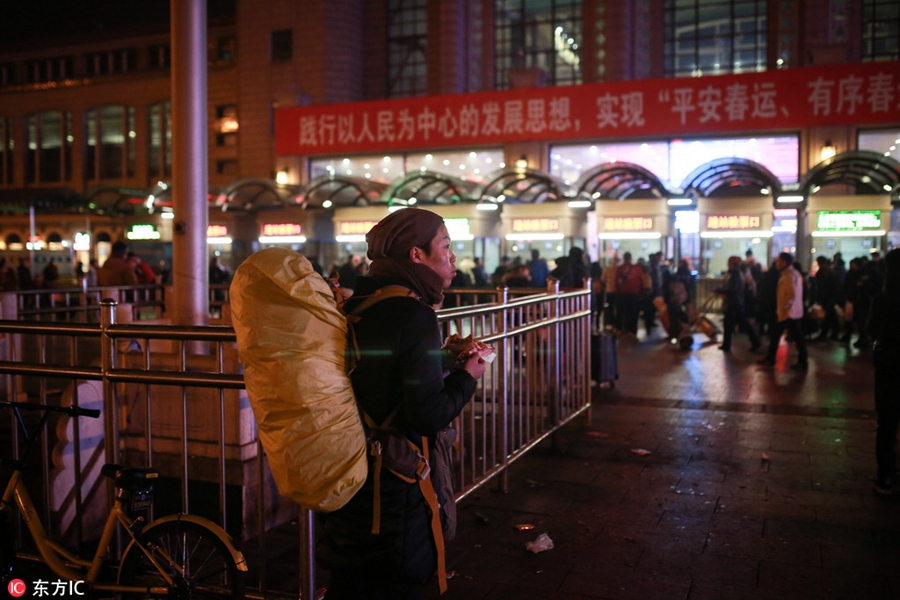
[316,275,477,585]
[716,266,746,316]
[811,265,840,307]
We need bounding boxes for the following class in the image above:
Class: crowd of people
[414,245,893,360]
[0,257,58,291]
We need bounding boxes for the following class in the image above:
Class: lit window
[862,0,900,62]
[495,0,582,89]
[663,0,767,78]
[386,0,427,98]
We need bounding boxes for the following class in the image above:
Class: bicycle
[0,400,247,598]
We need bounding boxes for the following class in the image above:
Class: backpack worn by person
[230,247,456,592]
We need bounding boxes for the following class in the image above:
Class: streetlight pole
[170,0,209,327]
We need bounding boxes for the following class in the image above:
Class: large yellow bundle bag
[230,247,367,512]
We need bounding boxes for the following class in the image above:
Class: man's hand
[460,352,487,380]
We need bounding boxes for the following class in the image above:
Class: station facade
[0,0,898,284]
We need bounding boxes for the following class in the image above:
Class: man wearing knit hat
[317,208,486,599]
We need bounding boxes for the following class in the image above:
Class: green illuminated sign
[126,224,161,240]
[816,210,881,231]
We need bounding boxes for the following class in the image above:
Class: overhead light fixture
[700,230,774,239]
[207,236,233,244]
[259,235,307,244]
[776,195,804,204]
[598,232,662,240]
[322,199,333,209]
[667,198,693,206]
[567,200,592,208]
[811,230,886,238]
[821,140,836,161]
[275,170,289,185]
[505,233,565,241]
[476,203,498,211]
[335,235,367,242]
[515,156,528,171]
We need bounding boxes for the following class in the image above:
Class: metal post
[100,299,119,465]
[99,298,119,548]
[499,287,510,493]
[548,280,561,450]
[583,277,592,425]
[170,0,209,328]
[300,507,316,599]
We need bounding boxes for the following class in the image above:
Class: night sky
[0,0,235,50]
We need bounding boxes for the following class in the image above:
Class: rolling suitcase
[590,332,618,386]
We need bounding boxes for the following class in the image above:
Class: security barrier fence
[0,284,591,599]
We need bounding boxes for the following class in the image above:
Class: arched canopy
[138,182,230,213]
[799,151,900,201]
[85,185,155,214]
[382,171,478,206]
[475,168,566,205]
[574,162,669,201]
[214,178,301,211]
[681,158,782,198]
[299,175,388,208]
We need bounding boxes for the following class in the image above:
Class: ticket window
[811,236,882,263]
[599,239,662,265]
[810,210,890,264]
[704,237,768,276]
[506,239,569,266]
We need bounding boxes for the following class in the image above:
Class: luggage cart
[675,294,719,350]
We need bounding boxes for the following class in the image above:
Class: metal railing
[0,283,592,598]
[2,282,167,322]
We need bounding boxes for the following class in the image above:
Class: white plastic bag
[525,533,554,553]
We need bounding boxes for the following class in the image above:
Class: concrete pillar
[170,0,209,327]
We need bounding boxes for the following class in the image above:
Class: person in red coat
[615,252,645,336]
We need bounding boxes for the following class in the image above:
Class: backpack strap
[346,285,419,321]
[363,405,401,536]
[417,437,447,594]
[345,285,419,375]
[363,411,448,592]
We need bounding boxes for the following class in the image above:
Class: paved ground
[417,324,898,600]
[12,319,897,599]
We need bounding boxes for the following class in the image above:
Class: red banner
[275,62,900,156]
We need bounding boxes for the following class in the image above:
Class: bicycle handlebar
[0,400,101,419]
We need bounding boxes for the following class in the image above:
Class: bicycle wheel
[118,520,243,599]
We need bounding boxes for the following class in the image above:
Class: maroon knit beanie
[365,209,447,306]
